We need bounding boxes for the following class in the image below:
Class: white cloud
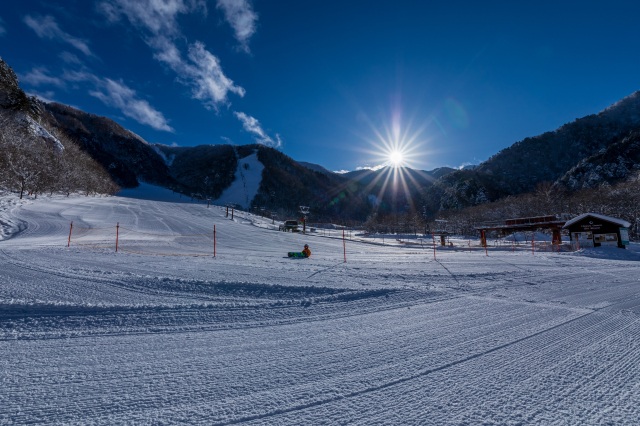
[61,70,96,83]
[23,15,92,56]
[216,0,257,53]
[62,70,173,132]
[356,164,385,171]
[20,67,65,88]
[59,51,83,65]
[185,42,245,106]
[90,79,174,132]
[234,111,281,148]
[99,0,206,36]
[99,0,244,109]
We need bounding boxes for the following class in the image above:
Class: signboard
[620,228,630,246]
[579,220,603,231]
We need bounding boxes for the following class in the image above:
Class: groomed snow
[215,151,264,209]
[117,182,195,203]
[2,193,640,425]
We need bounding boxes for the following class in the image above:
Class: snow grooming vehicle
[279,220,300,232]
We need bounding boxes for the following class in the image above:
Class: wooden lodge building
[563,213,631,249]
[476,213,631,249]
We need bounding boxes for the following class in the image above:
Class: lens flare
[389,149,404,167]
[346,106,440,217]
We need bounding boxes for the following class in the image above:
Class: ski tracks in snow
[2,195,640,424]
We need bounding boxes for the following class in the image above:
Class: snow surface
[215,151,264,209]
[2,192,640,425]
[118,182,195,204]
[22,114,64,152]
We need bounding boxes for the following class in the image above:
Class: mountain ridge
[420,90,640,214]
[2,56,640,221]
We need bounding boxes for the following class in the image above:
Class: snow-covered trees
[0,114,118,198]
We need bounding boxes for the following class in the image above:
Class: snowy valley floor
[1,194,640,425]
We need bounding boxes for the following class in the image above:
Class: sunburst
[388,149,405,168]
[348,109,438,216]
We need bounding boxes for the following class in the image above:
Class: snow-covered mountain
[43,102,178,189]
[3,55,640,220]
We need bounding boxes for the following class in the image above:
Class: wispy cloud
[23,15,92,56]
[0,17,6,36]
[90,79,174,132]
[20,67,66,88]
[152,38,245,108]
[234,111,281,148]
[99,0,205,37]
[63,70,173,132]
[99,0,244,109]
[216,0,257,53]
[59,51,83,65]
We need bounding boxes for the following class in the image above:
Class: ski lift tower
[299,205,310,234]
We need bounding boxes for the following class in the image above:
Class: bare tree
[1,112,118,198]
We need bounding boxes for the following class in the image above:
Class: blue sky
[1,1,639,172]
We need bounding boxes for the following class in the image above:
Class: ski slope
[2,194,640,425]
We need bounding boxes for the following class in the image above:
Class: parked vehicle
[279,220,300,232]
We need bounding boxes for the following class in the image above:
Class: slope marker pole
[531,232,535,255]
[67,222,73,247]
[343,229,347,263]
[432,232,436,260]
[116,222,119,252]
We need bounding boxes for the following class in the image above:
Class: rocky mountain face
[421,91,640,214]
[0,58,31,113]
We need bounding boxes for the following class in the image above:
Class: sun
[388,149,405,167]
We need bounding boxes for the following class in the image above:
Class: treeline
[363,177,640,240]
[0,113,118,198]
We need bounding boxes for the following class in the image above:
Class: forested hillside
[0,58,117,198]
[420,91,640,214]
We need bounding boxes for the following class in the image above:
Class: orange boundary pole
[67,221,73,247]
[432,232,436,260]
[116,222,119,252]
[214,225,217,257]
[531,232,535,255]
